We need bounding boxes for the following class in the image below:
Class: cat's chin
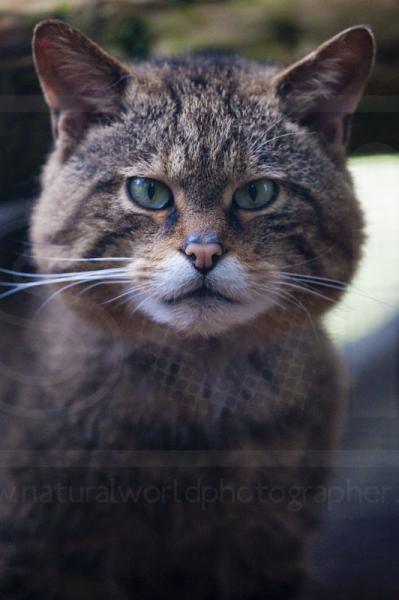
[133,295,272,337]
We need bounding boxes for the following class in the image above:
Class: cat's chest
[55,334,315,449]
[0,310,317,450]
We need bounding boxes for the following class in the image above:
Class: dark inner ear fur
[32,19,130,141]
[274,25,375,148]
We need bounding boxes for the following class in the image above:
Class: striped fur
[0,21,374,599]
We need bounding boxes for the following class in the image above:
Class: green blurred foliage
[0,0,398,203]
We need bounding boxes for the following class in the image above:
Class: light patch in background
[325,155,399,345]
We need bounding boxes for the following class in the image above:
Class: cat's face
[31,21,374,336]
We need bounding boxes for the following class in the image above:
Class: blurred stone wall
[1,0,398,204]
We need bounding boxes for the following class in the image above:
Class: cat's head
[31,20,374,337]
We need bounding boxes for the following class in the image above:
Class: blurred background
[0,1,398,598]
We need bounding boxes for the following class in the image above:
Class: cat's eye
[126,177,173,210]
[233,178,278,210]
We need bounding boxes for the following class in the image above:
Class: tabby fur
[0,20,375,599]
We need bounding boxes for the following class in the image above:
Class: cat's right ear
[273,25,375,150]
[32,19,130,141]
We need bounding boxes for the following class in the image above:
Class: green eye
[233,178,278,210]
[126,177,173,210]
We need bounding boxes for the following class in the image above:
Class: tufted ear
[273,25,375,148]
[33,19,130,141]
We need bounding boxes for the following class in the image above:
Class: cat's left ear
[273,25,375,148]
[33,19,131,141]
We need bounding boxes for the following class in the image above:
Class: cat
[0,19,375,600]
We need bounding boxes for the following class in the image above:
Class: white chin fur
[137,295,272,336]
[127,254,276,336]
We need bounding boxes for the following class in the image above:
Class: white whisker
[251,283,319,340]
[35,280,89,314]
[102,285,150,305]
[279,272,347,287]
[0,267,131,301]
[27,256,132,263]
[276,252,328,270]
[77,280,131,297]
[275,280,335,304]
[128,296,150,317]
[0,267,129,280]
[279,272,397,309]
[34,279,132,314]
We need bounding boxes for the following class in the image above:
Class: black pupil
[147,181,155,200]
[248,182,258,202]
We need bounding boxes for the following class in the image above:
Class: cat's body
[0,21,374,599]
[0,291,344,599]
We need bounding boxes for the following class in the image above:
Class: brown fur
[0,20,375,599]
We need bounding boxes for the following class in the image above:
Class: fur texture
[0,21,375,599]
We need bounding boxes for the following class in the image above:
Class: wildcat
[0,19,374,599]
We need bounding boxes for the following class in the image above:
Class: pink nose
[184,242,223,272]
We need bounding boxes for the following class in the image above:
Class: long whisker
[129,295,150,316]
[246,252,328,276]
[35,278,133,314]
[19,255,133,263]
[251,282,319,339]
[251,285,295,310]
[102,284,150,305]
[252,282,312,315]
[279,276,346,292]
[276,251,331,271]
[35,280,92,315]
[279,272,347,287]
[280,272,397,309]
[0,278,77,300]
[77,280,132,297]
[275,281,336,304]
[0,268,130,300]
[0,267,129,280]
